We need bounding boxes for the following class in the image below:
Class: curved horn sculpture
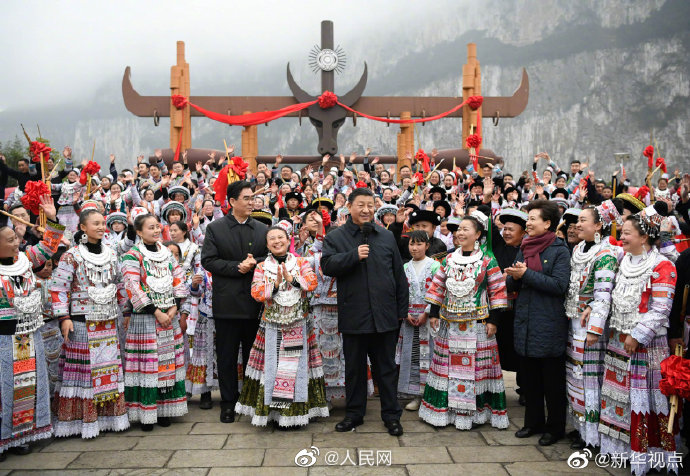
[286,63,315,103]
[339,63,368,106]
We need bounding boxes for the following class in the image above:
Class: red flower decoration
[171,95,188,109]
[655,157,667,173]
[321,208,331,227]
[21,180,50,215]
[355,181,368,189]
[635,185,650,200]
[467,96,483,111]
[466,134,482,150]
[83,160,101,176]
[229,156,249,180]
[415,148,431,173]
[79,161,101,185]
[660,355,690,399]
[29,141,52,163]
[643,145,654,168]
[318,91,338,109]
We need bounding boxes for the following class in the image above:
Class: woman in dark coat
[506,200,570,446]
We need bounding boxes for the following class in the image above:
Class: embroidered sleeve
[172,260,188,299]
[659,239,680,264]
[51,250,76,318]
[587,253,617,336]
[630,259,677,346]
[486,256,508,310]
[296,257,318,292]
[251,263,269,303]
[115,263,130,317]
[425,262,447,307]
[121,250,152,312]
[25,220,65,268]
[191,225,204,246]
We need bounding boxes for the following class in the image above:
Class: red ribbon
[170,93,481,127]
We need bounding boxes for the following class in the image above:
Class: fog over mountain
[1,0,688,183]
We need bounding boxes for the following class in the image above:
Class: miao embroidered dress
[51,242,130,438]
[599,249,677,475]
[121,243,189,424]
[565,239,619,447]
[396,257,440,397]
[235,254,329,427]
[52,180,82,237]
[420,249,509,430]
[0,221,64,453]
[185,270,218,396]
[177,239,201,357]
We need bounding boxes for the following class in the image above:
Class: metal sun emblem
[309,45,346,74]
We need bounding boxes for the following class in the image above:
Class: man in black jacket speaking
[321,188,408,436]
[201,180,268,423]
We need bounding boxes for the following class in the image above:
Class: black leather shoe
[570,436,586,449]
[8,445,31,456]
[335,417,362,432]
[539,432,563,446]
[384,420,404,436]
[515,426,540,438]
[157,417,171,427]
[140,423,154,432]
[220,408,235,423]
[0,451,5,462]
[199,392,213,410]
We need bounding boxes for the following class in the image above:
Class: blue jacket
[507,237,571,358]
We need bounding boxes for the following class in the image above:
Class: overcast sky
[0,0,461,111]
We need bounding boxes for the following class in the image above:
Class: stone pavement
[0,372,636,475]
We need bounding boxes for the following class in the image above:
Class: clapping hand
[505,261,527,279]
[238,253,257,274]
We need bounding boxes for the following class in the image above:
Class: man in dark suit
[201,180,268,423]
[321,188,408,436]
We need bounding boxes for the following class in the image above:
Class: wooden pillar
[241,111,258,174]
[462,43,481,150]
[397,111,414,172]
[170,41,191,153]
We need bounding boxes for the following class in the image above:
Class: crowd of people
[0,142,689,475]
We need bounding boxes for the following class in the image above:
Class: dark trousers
[214,318,259,411]
[520,354,566,436]
[342,330,402,423]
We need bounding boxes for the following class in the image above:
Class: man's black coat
[321,218,408,334]
[201,214,268,320]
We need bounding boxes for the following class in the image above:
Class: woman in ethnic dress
[421,213,509,430]
[565,201,622,450]
[235,225,329,427]
[121,214,189,431]
[0,195,63,460]
[598,204,677,475]
[186,269,217,410]
[51,209,130,438]
[396,231,440,411]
